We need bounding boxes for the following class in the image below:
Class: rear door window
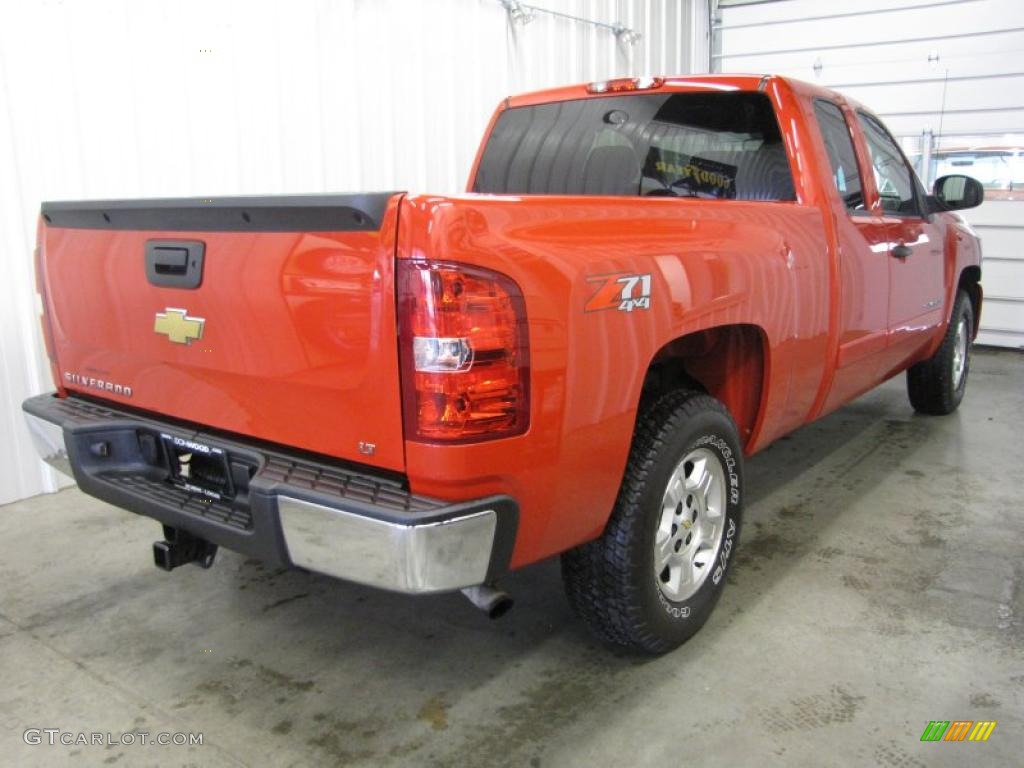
[813,99,866,213]
[473,91,796,201]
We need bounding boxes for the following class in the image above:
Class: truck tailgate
[37,193,406,472]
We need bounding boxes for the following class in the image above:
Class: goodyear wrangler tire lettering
[561,389,744,654]
[695,434,741,504]
[712,518,736,586]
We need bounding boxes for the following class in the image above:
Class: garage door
[714,0,1024,349]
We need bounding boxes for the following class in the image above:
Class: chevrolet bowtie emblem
[154,308,205,345]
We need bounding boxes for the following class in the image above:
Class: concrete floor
[1,348,1021,767]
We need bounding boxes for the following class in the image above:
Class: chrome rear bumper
[278,497,497,593]
[25,409,72,477]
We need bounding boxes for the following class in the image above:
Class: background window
[903,134,1024,202]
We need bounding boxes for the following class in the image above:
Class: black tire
[907,289,973,415]
[561,390,743,654]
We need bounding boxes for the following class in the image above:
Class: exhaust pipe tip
[487,594,515,620]
[461,585,514,619]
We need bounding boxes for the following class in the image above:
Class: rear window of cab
[473,91,795,201]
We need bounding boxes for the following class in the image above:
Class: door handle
[891,243,912,259]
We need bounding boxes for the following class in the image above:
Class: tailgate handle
[154,247,188,273]
[146,240,205,289]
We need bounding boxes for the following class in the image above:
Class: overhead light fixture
[497,2,640,43]
[501,0,536,24]
[612,23,642,46]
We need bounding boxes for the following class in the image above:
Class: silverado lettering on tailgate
[64,372,133,397]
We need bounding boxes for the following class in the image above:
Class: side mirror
[932,174,984,211]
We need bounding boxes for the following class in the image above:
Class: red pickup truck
[23,75,983,653]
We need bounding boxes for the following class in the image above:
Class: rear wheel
[907,290,973,415]
[561,390,743,654]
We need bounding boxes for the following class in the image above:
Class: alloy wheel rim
[654,447,727,603]
[952,316,968,390]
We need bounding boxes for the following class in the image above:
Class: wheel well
[958,266,982,336]
[641,324,767,448]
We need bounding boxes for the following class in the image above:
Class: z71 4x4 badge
[584,272,652,313]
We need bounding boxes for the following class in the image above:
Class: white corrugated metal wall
[714,0,1024,350]
[0,0,705,505]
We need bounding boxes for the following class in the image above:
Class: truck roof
[505,73,856,110]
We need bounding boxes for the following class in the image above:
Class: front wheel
[561,390,743,654]
[907,289,974,415]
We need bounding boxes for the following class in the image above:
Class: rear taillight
[34,216,61,389]
[397,259,529,443]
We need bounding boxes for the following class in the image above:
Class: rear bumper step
[22,393,517,594]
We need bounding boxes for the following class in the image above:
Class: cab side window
[857,112,921,216]
[813,100,865,212]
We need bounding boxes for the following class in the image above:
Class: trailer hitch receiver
[153,525,218,570]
